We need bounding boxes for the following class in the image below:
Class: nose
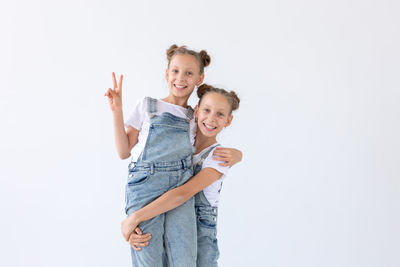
[210,112,218,121]
[177,72,185,81]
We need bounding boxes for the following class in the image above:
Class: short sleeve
[124,97,146,131]
[202,147,230,176]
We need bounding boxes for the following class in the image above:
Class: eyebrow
[202,104,229,112]
[170,65,196,71]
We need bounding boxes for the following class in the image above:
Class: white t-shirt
[192,143,230,207]
[124,97,197,162]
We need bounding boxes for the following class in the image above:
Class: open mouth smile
[203,123,217,131]
[174,84,187,90]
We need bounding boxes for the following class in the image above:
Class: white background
[1,0,399,266]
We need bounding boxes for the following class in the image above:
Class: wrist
[128,212,140,226]
[112,107,123,115]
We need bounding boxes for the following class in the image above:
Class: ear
[165,68,169,81]
[224,114,233,128]
[196,73,205,86]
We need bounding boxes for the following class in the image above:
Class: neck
[194,131,217,154]
[162,95,189,108]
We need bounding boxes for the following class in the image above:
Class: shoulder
[126,97,149,120]
[133,97,152,110]
[202,144,230,175]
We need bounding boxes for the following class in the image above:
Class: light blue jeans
[125,98,197,267]
[193,147,220,267]
[194,190,220,267]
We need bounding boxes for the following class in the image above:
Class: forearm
[127,168,222,228]
[132,188,189,225]
[112,109,131,159]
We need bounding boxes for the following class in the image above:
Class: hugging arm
[121,168,223,248]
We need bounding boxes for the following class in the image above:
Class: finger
[214,147,231,152]
[213,151,231,157]
[129,234,152,243]
[213,153,230,158]
[104,88,110,96]
[108,88,118,97]
[129,236,149,249]
[212,156,230,162]
[212,150,231,156]
[218,162,230,167]
[116,74,123,94]
[133,233,151,240]
[105,88,114,97]
[131,241,149,248]
[112,72,117,89]
[135,227,143,235]
[132,244,141,251]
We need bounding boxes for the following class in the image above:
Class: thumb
[135,227,143,235]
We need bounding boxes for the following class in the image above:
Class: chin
[200,130,218,138]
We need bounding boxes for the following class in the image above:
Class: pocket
[127,170,150,186]
[197,214,217,229]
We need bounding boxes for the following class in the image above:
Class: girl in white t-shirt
[121,84,240,267]
[105,45,242,267]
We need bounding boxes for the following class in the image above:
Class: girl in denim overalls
[120,84,240,267]
[105,45,241,267]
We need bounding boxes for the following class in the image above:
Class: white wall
[1,0,399,266]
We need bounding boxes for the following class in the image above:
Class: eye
[203,108,210,113]
[217,112,225,117]
[186,71,192,76]
[172,69,178,73]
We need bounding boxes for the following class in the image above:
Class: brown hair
[197,84,240,114]
[166,44,211,74]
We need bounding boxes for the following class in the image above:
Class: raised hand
[105,72,123,112]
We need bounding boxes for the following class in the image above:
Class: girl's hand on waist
[105,72,123,112]
[212,147,243,167]
[128,227,151,251]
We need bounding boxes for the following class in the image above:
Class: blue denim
[125,97,197,267]
[193,145,220,267]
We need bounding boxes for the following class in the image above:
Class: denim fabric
[125,98,197,267]
[193,144,220,267]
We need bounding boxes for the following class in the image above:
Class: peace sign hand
[105,72,123,112]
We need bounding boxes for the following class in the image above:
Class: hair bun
[199,50,211,67]
[197,83,213,98]
[166,44,179,61]
[229,90,240,111]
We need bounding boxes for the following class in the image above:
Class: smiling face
[165,54,204,102]
[195,92,233,138]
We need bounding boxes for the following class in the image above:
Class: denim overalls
[193,144,221,267]
[125,97,197,267]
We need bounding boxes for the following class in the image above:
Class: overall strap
[194,143,221,207]
[186,106,194,120]
[199,144,221,163]
[147,97,158,115]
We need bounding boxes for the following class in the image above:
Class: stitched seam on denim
[164,235,174,266]
[150,123,189,130]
